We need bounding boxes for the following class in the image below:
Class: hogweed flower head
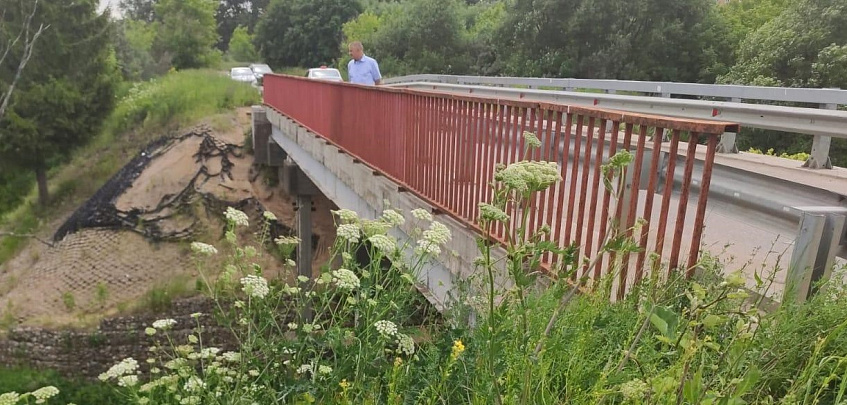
[275,235,301,246]
[99,358,139,381]
[332,269,360,291]
[224,207,249,227]
[374,320,398,338]
[397,333,415,356]
[478,203,509,223]
[411,208,432,222]
[332,209,359,223]
[368,234,396,253]
[494,161,561,193]
[152,319,177,329]
[241,275,270,299]
[190,242,217,256]
[337,224,361,244]
[381,209,405,226]
[263,211,277,221]
[523,131,542,149]
[31,386,60,403]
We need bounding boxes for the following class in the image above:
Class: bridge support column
[786,207,847,303]
[803,103,835,169]
[251,106,271,165]
[281,160,319,321]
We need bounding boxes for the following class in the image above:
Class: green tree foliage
[255,0,361,68]
[152,0,221,69]
[0,0,118,206]
[721,0,847,88]
[114,19,161,81]
[119,0,159,23]
[496,0,730,82]
[717,0,789,49]
[215,0,270,52]
[228,26,259,62]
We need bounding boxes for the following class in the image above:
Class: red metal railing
[264,74,738,296]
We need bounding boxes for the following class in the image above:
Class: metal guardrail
[383,74,847,105]
[385,76,847,169]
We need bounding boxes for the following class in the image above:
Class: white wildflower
[191,312,203,318]
[222,352,241,363]
[415,240,441,257]
[0,392,20,405]
[523,131,542,149]
[332,268,360,291]
[288,322,299,330]
[118,375,139,387]
[31,386,60,402]
[318,365,332,375]
[224,207,249,227]
[337,224,360,243]
[200,348,220,359]
[184,376,206,392]
[619,379,648,400]
[286,259,296,267]
[248,369,260,377]
[478,203,509,223]
[145,327,156,336]
[274,235,300,245]
[99,358,138,381]
[152,319,177,329]
[424,221,451,245]
[241,275,270,299]
[411,208,432,222]
[263,211,277,221]
[190,242,217,256]
[180,396,200,405]
[333,209,359,223]
[494,160,561,193]
[381,209,405,226]
[368,234,396,253]
[297,275,309,283]
[397,333,415,356]
[302,324,314,333]
[296,364,313,375]
[374,320,398,338]
[188,335,198,344]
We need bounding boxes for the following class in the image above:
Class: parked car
[230,67,257,85]
[306,66,343,82]
[249,63,273,85]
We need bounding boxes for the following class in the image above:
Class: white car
[306,67,343,82]
[230,67,257,85]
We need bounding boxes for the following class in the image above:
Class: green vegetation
[59,146,847,404]
[136,275,195,313]
[227,26,258,63]
[0,367,122,404]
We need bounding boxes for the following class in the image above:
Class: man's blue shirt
[348,55,381,85]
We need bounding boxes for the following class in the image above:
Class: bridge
[253,74,847,309]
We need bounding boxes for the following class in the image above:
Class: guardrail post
[803,103,835,169]
[717,98,740,154]
[786,207,847,303]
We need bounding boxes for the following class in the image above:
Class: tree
[119,0,159,23]
[0,0,47,121]
[0,0,117,206]
[495,0,727,82]
[228,26,258,62]
[215,0,270,52]
[721,0,847,88]
[114,19,160,81]
[255,0,361,67]
[153,0,220,69]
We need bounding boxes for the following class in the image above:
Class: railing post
[717,98,740,154]
[803,103,835,169]
[786,207,847,303]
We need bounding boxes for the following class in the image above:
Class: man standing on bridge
[347,41,381,86]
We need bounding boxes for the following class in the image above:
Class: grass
[0,367,122,403]
[0,69,260,266]
[134,274,195,313]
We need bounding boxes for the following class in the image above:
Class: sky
[98,0,121,17]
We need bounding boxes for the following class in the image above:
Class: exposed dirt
[0,107,338,328]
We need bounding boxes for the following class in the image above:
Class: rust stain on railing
[263,74,738,296]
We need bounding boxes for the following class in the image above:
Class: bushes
[103,69,260,138]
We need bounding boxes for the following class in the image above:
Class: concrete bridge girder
[258,107,512,311]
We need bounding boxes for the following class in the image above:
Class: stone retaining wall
[0,297,237,379]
